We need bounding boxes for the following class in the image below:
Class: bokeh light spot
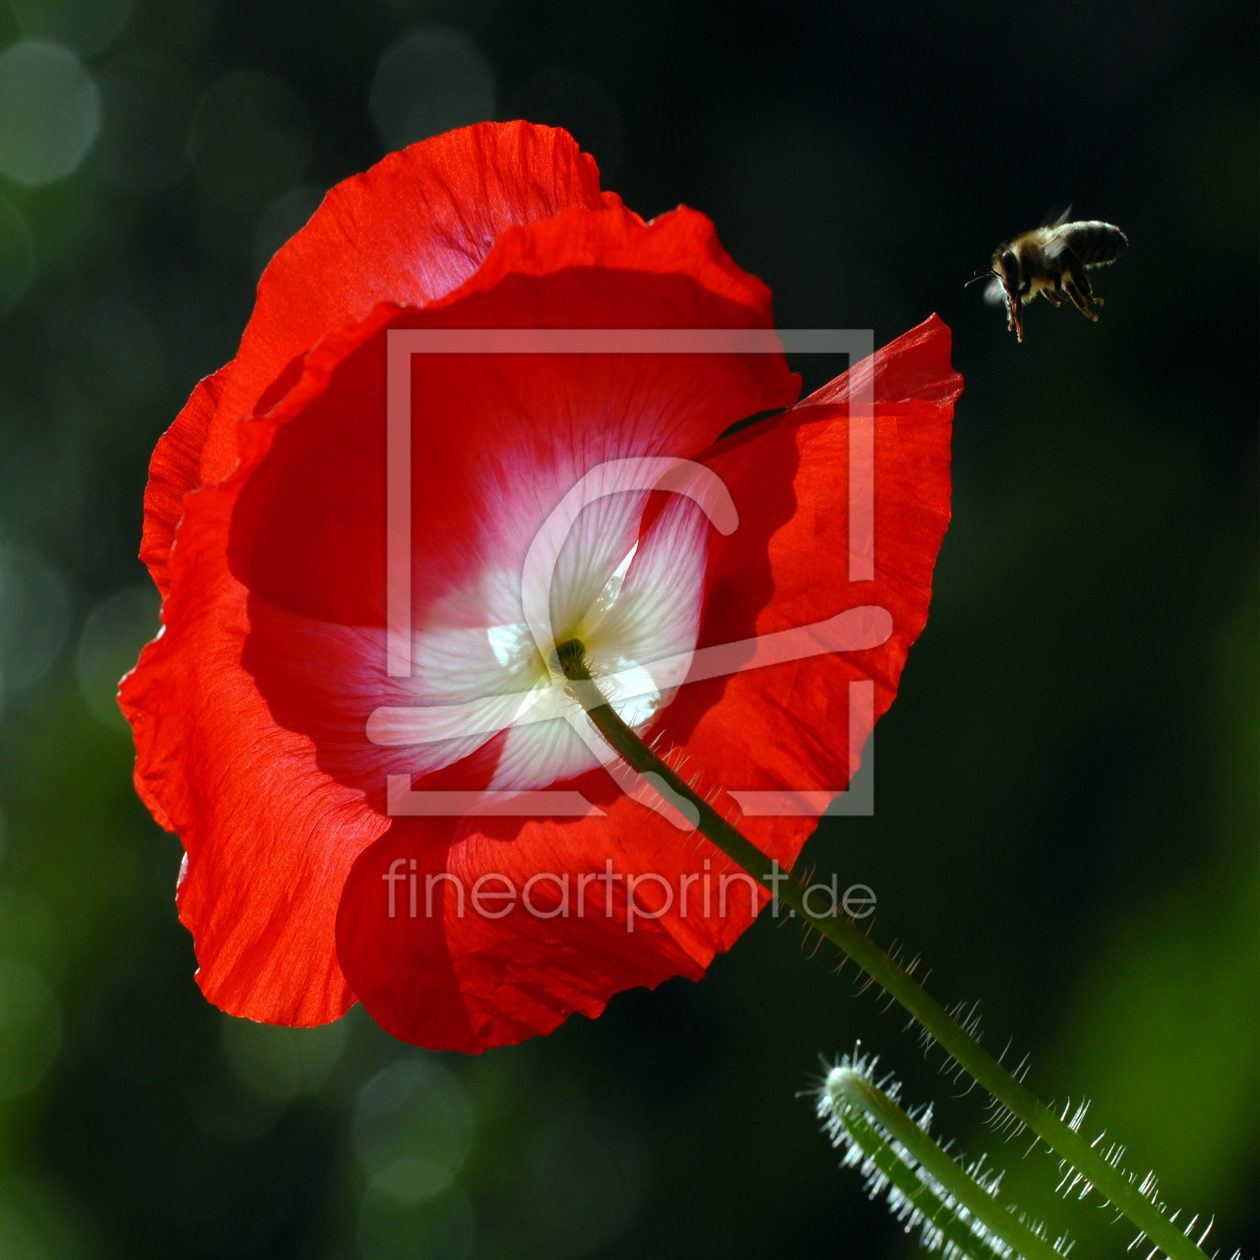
[0,40,100,187]
[369,25,494,153]
[0,194,34,316]
[220,1014,348,1104]
[75,585,160,731]
[55,288,167,411]
[94,48,197,192]
[0,544,70,705]
[352,1058,475,1203]
[0,962,61,1098]
[189,71,311,213]
[10,0,132,57]
[0,886,64,983]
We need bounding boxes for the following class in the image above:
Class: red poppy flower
[121,121,961,1053]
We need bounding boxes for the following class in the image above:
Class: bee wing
[1040,201,1074,228]
[1042,232,1071,263]
[983,277,1006,305]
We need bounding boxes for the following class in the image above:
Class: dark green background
[0,0,1255,1256]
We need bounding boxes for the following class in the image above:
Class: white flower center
[367,458,734,791]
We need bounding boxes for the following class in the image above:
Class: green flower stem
[828,1068,1062,1260]
[838,1105,995,1258]
[557,641,1206,1260]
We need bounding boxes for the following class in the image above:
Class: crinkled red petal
[669,312,959,816]
[139,365,229,598]
[120,482,387,1024]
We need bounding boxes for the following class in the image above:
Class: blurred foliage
[0,0,1255,1256]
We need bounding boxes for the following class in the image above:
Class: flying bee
[969,210,1128,341]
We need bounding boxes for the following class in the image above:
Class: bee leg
[1061,250,1100,321]
[1042,288,1062,308]
[1063,278,1098,321]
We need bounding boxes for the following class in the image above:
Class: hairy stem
[557,640,1206,1260]
[823,1066,1062,1260]
[840,1105,1001,1258]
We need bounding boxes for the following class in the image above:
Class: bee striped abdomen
[1061,221,1128,266]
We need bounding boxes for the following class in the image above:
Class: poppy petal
[139,365,229,598]
[336,785,741,1053]
[121,482,392,1024]
[666,313,960,816]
